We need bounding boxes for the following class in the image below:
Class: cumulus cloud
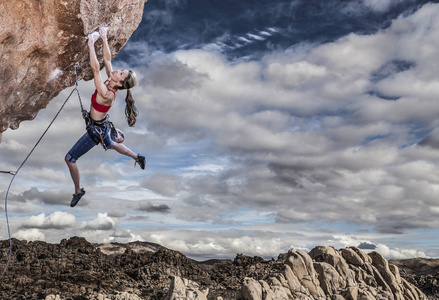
[373,243,428,260]
[82,213,117,231]
[15,229,45,241]
[21,212,77,230]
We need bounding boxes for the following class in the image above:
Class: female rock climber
[65,27,145,207]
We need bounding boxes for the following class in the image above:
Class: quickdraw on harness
[86,116,112,150]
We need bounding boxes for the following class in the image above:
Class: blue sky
[2,0,439,260]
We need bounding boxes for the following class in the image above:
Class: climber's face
[111,69,130,86]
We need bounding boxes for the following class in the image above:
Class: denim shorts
[65,121,114,163]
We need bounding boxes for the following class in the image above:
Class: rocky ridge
[390,258,439,299]
[0,237,434,300]
[0,0,147,139]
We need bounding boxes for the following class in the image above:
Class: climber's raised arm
[87,32,114,100]
[100,27,113,78]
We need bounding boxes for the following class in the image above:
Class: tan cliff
[0,0,147,141]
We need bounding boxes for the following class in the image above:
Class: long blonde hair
[119,70,138,127]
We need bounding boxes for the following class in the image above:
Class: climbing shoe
[135,155,146,170]
[70,188,85,207]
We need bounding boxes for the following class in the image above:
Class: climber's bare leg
[111,143,138,160]
[65,159,82,194]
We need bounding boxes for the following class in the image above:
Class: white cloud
[15,229,45,241]
[266,61,327,88]
[21,212,77,230]
[81,213,117,231]
[373,244,428,260]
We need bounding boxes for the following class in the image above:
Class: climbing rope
[0,64,82,280]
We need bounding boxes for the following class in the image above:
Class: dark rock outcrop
[0,237,213,299]
[0,0,147,140]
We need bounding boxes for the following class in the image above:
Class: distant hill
[390,258,439,298]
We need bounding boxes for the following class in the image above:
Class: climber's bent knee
[65,152,77,164]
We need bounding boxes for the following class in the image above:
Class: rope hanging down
[0,64,83,280]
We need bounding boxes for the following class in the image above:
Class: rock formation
[0,237,432,300]
[240,246,427,300]
[0,0,147,140]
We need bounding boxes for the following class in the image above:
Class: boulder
[314,262,342,295]
[342,247,365,267]
[286,248,325,298]
[259,280,277,300]
[241,277,263,300]
[164,276,208,300]
[369,251,403,300]
[309,246,356,288]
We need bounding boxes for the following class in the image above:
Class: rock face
[0,0,147,139]
[240,246,427,300]
[0,237,431,300]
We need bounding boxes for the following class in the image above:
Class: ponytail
[125,90,138,127]
[119,70,138,127]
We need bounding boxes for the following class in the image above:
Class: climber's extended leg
[111,143,146,170]
[65,159,82,194]
[111,142,136,158]
[65,160,86,207]
[65,132,98,206]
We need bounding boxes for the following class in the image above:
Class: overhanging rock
[0,0,147,141]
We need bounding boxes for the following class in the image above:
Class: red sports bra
[91,80,116,113]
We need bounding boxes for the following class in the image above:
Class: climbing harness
[0,63,83,280]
